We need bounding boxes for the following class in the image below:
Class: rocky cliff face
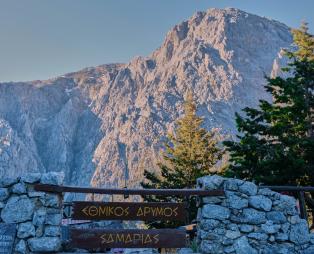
[0,8,292,189]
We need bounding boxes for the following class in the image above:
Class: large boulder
[233,236,257,254]
[28,237,61,252]
[17,222,35,238]
[248,195,272,211]
[289,220,310,245]
[202,204,230,221]
[40,172,64,185]
[1,196,35,223]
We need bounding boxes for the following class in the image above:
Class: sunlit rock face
[0,8,292,188]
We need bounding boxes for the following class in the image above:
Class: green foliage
[224,24,314,185]
[189,238,199,253]
[141,92,223,228]
[290,21,314,61]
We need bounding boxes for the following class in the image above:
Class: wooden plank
[261,186,314,192]
[34,184,225,196]
[298,191,308,220]
[69,228,186,249]
[72,201,186,221]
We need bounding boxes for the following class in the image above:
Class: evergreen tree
[291,22,314,61]
[141,92,223,228]
[224,24,314,186]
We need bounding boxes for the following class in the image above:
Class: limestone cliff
[0,8,292,188]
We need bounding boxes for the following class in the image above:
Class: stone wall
[0,172,64,253]
[196,175,314,254]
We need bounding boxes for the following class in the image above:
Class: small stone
[224,179,244,191]
[258,188,281,200]
[224,246,235,253]
[226,191,248,209]
[226,230,241,239]
[0,188,9,201]
[240,224,254,233]
[304,246,314,254]
[36,225,44,237]
[222,237,234,246]
[41,172,64,185]
[177,248,193,254]
[15,239,27,254]
[1,196,35,223]
[33,207,46,226]
[269,235,275,242]
[12,182,27,194]
[289,219,310,245]
[202,204,230,220]
[276,233,289,241]
[199,230,219,240]
[200,219,220,231]
[21,173,41,183]
[248,195,272,211]
[289,215,300,224]
[273,195,298,215]
[233,236,257,254]
[261,221,281,234]
[310,233,314,244]
[43,194,61,208]
[281,222,290,233]
[28,237,61,252]
[240,208,266,225]
[238,182,257,196]
[227,223,238,231]
[45,213,62,225]
[260,245,281,254]
[247,232,268,241]
[17,222,35,238]
[200,240,221,254]
[46,208,61,214]
[0,177,19,187]
[28,191,45,197]
[44,225,61,236]
[266,211,286,223]
[277,243,295,253]
[202,196,222,204]
[197,175,224,190]
[213,227,225,235]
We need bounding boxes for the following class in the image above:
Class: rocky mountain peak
[0,8,292,191]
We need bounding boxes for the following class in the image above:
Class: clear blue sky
[1,0,313,82]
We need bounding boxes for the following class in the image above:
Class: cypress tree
[141,92,223,228]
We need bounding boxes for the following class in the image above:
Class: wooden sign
[69,228,186,249]
[0,223,16,254]
[72,201,186,221]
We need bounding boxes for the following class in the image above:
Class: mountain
[0,8,292,189]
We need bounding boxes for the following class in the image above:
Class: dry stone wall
[0,172,64,253]
[2,172,314,254]
[196,175,314,254]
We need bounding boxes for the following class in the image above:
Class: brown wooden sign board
[72,201,186,221]
[69,228,186,249]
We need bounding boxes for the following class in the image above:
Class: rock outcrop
[0,8,292,189]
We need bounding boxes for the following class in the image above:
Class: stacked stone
[0,172,64,253]
[196,175,314,254]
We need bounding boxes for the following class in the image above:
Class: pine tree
[291,21,314,61]
[141,92,223,228]
[224,24,314,186]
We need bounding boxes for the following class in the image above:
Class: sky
[1,0,314,82]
